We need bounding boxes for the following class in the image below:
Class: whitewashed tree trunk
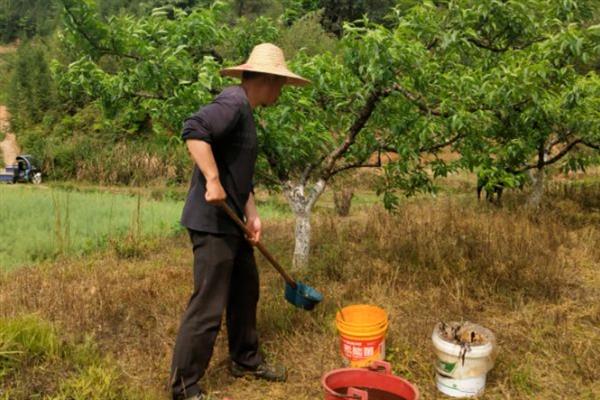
[292,211,311,269]
[527,146,549,209]
[527,168,545,208]
[283,179,326,269]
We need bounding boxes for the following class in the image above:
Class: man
[170,43,310,400]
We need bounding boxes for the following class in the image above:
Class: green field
[0,185,184,270]
[0,184,300,270]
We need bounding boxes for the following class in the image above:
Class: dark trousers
[170,230,263,399]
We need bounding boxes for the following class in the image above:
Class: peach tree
[54,0,600,268]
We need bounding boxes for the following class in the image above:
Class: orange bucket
[335,305,388,367]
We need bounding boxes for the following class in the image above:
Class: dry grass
[0,42,18,55]
[0,106,20,167]
[1,189,599,399]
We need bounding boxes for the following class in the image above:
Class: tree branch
[548,137,565,151]
[379,130,464,156]
[329,150,382,178]
[254,169,282,187]
[132,91,166,100]
[467,36,545,53]
[321,87,391,179]
[300,154,327,185]
[582,141,600,150]
[419,132,464,152]
[62,1,142,61]
[262,149,289,182]
[516,139,583,172]
[391,83,447,117]
[426,37,439,50]
[543,139,582,166]
[207,49,223,64]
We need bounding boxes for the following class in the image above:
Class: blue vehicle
[0,155,43,184]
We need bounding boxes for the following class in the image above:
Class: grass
[0,314,59,379]
[0,314,147,399]
[0,185,185,270]
[0,183,302,270]
[0,177,599,399]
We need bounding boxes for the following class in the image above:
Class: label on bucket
[340,337,385,366]
[437,359,457,374]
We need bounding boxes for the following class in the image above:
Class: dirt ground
[0,41,19,55]
[0,105,20,166]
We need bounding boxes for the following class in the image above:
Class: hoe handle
[219,202,297,288]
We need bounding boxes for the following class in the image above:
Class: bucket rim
[337,324,389,339]
[336,317,389,327]
[338,304,387,314]
[336,320,388,330]
[322,364,420,400]
[336,305,388,326]
[431,330,494,358]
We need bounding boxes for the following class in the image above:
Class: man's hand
[244,192,260,245]
[245,215,261,245]
[186,140,226,205]
[205,177,227,204]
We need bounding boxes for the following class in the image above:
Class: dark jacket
[180,85,257,235]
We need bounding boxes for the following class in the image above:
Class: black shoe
[229,360,287,382]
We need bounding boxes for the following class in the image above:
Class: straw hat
[220,43,311,86]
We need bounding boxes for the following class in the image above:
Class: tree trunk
[527,168,545,208]
[292,211,311,269]
[527,142,549,209]
[334,188,354,216]
[284,179,326,269]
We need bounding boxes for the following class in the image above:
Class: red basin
[322,361,419,400]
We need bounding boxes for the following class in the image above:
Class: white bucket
[436,374,487,397]
[432,323,496,398]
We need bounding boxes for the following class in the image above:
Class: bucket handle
[328,387,368,400]
[328,362,391,399]
[368,360,392,375]
[346,388,368,400]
